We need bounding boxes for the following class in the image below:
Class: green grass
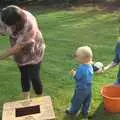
[0,5,120,120]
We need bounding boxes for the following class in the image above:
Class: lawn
[0,4,120,120]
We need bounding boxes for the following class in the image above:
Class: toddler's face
[74,53,92,64]
[73,54,84,64]
[73,46,93,64]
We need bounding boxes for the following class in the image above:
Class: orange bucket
[101,84,120,112]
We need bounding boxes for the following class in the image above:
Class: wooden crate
[2,96,55,120]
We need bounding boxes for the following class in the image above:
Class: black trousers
[18,63,43,95]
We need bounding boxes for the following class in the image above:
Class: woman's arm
[104,61,118,71]
[0,43,24,60]
[95,61,118,74]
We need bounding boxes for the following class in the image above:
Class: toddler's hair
[74,46,93,63]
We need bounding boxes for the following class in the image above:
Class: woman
[100,40,120,84]
[0,5,45,99]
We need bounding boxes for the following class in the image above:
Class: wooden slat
[2,96,55,120]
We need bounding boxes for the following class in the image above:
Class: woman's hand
[0,49,12,60]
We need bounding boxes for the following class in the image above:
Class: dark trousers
[18,63,43,95]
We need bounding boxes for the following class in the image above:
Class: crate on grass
[2,96,55,120]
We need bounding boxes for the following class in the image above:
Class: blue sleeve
[113,40,120,63]
[74,66,83,80]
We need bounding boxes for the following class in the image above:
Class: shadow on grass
[63,103,120,120]
[92,102,120,120]
[63,114,81,120]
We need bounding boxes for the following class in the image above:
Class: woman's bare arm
[0,43,24,60]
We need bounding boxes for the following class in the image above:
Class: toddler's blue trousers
[69,86,92,117]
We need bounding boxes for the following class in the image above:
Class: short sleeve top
[0,9,45,66]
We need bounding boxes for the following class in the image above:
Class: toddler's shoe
[65,109,75,116]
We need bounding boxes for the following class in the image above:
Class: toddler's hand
[69,69,76,76]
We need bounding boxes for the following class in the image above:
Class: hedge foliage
[0,0,120,5]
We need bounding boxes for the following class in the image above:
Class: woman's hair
[1,5,25,27]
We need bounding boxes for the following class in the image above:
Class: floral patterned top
[0,9,45,66]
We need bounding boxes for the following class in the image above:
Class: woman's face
[73,53,83,64]
[10,25,16,32]
[9,20,24,33]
